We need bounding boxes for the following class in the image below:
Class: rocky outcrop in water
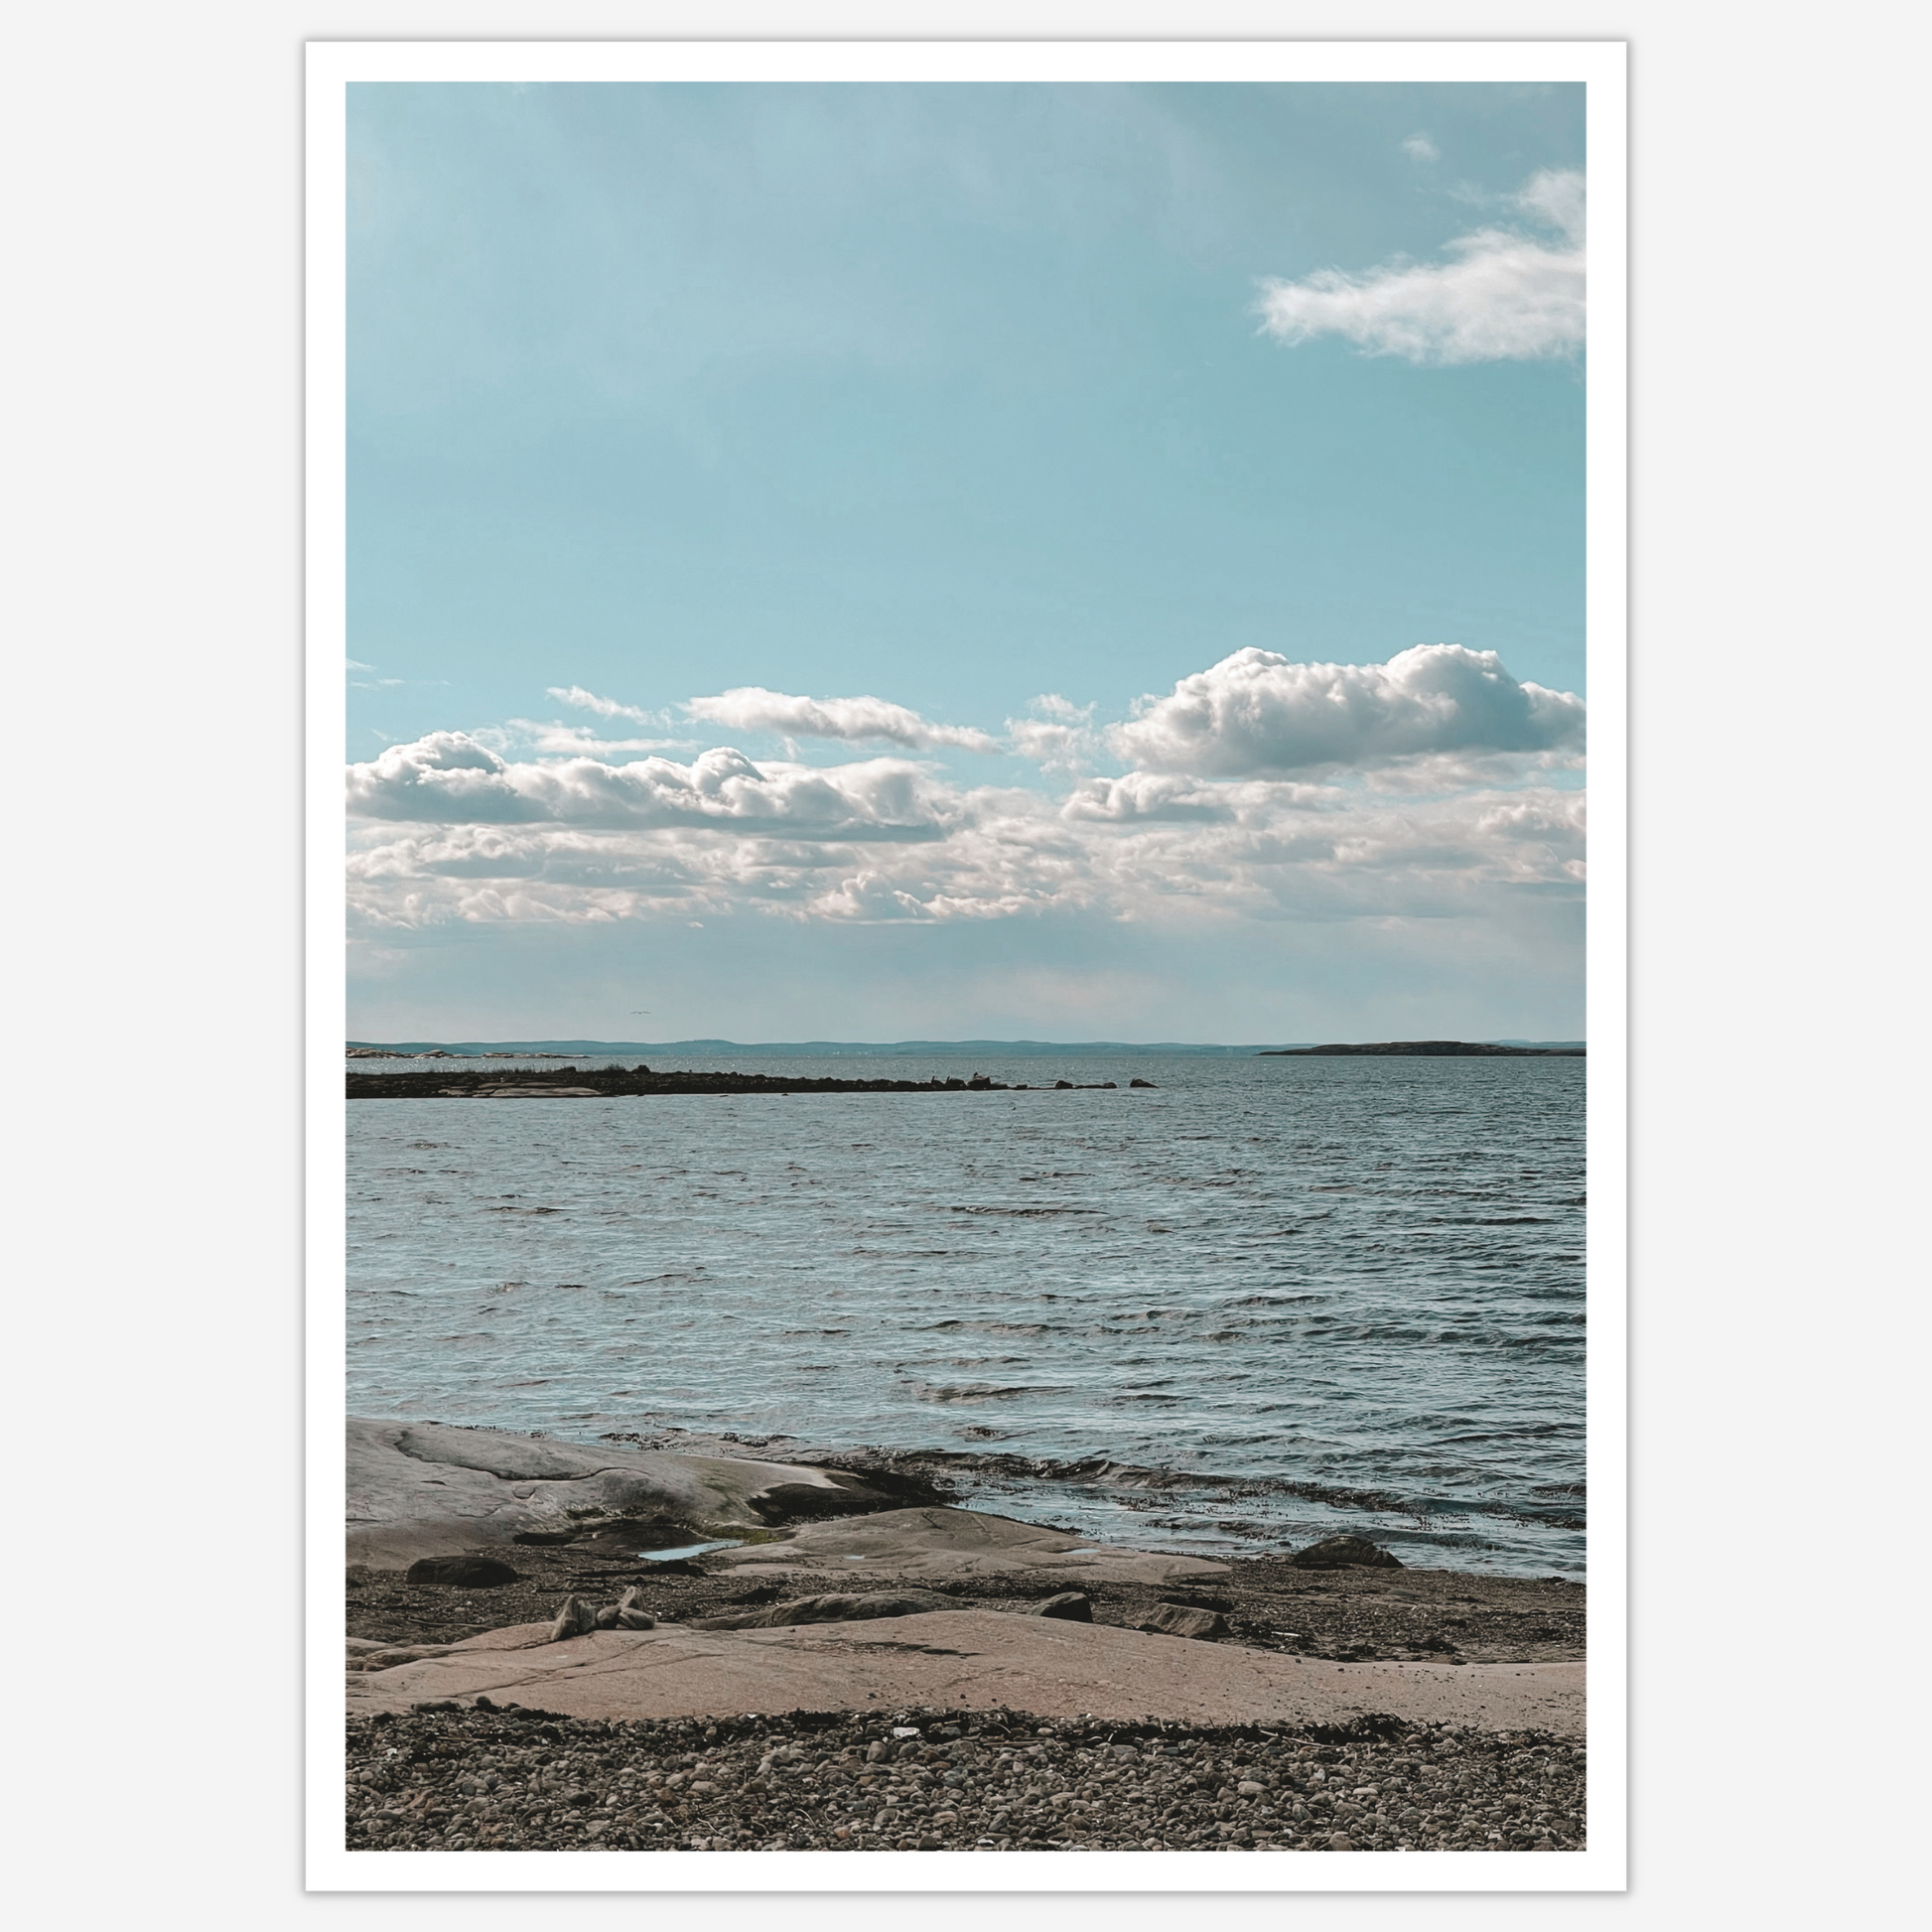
[1290,1535,1405,1570]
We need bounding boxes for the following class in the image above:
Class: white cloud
[1510,167,1586,244]
[1257,168,1585,364]
[1110,645,1584,778]
[347,648,1586,932]
[685,685,1002,756]
[1007,694,1102,774]
[345,733,963,841]
[507,720,696,758]
[1402,133,1439,164]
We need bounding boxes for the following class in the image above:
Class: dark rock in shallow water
[748,1464,950,1525]
[404,1556,520,1588]
[1290,1535,1405,1570]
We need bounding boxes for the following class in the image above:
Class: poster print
[308,40,1626,1893]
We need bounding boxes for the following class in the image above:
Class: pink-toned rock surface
[705,1506,1230,1588]
[345,1610,1584,1734]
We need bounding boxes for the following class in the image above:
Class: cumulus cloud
[346,646,1586,932]
[345,733,960,841]
[685,686,1002,755]
[1402,132,1439,163]
[1257,168,1584,363]
[1109,645,1585,778]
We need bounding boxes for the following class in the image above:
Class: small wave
[944,1204,1100,1218]
[909,1382,1045,1403]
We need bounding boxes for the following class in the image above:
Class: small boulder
[403,1555,520,1588]
[1020,1591,1093,1621]
[548,1593,601,1642]
[1289,1534,1404,1570]
[1137,1601,1228,1640]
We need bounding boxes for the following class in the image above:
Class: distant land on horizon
[1260,1040,1587,1058]
[345,1036,1587,1058]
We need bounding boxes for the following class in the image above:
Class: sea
[346,1049,1587,1578]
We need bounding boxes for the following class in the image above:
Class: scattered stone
[1021,1591,1093,1621]
[1136,1601,1229,1640]
[615,1587,656,1632]
[1290,1536,1405,1571]
[548,1594,601,1642]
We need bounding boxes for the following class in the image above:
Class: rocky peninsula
[347,1065,1153,1098]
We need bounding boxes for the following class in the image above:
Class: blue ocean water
[346,1052,1587,1576]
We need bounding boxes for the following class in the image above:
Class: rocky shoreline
[345,1419,1585,1855]
[348,1544,1584,1670]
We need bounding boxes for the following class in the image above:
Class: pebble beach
[346,1702,1586,1854]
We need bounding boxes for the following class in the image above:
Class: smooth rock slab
[705,1506,1230,1588]
[346,1417,897,1569]
[345,1610,1584,1733]
[688,1590,955,1632]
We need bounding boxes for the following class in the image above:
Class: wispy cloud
[1401,132,1439,164]
[548,685,666,726]
[507,721,697,758]
[1007,694,1102,774]
[1257,168,1585,364]
[685,686,1002,755]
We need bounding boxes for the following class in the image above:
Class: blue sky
[345,81,1587,1043]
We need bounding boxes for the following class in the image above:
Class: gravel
[345,1704,1585,1854]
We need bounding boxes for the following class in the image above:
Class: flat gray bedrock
[346,1417,899,1568]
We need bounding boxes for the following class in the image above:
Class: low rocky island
[1259,1041,1585,1057]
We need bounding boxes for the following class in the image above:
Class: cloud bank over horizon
[346,645,1585,936]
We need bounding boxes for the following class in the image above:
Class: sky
[345,81,1587,1043]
